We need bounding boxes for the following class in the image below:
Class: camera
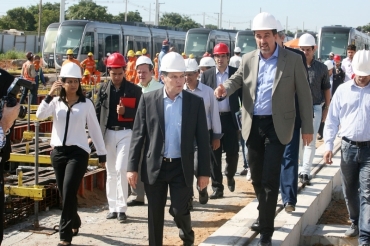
[0,69,33,120]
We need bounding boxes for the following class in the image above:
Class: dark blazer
[201,66,242,129]
[95,79,142,135]
[127,89,211,187]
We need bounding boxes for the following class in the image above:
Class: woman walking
[36,62,107,246]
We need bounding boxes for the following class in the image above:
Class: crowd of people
[0,10,369,246]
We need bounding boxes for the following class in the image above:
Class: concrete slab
[301,224,357,246]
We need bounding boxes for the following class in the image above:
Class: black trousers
[0,158,5,244]
[211,113,239,191]
[247,116,286,237]
[51,146,88,243]
[144,160,194,246]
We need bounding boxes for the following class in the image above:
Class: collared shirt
[254,44,279,115]
[341,57,354,82]
[229,55,242,68]
[164,88,182,158]
[184,81,222,138]
[216,67,231,112]
[137,77,163,93]
[324,80,370,151]
[307,60,331,105]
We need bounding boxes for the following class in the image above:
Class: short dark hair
[235,52,241,55]
[347,44,356,51]
[137,63,153,71]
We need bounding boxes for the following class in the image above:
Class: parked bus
[235,30,256,55]
[42,22,60,68]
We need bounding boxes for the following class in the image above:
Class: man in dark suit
[127,52,210,246]
[201,43,241,199]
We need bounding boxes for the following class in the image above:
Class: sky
[2,0,370,33]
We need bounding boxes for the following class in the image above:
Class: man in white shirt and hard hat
[229,47,242,68]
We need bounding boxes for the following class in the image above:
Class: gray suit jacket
[223,48,314,145]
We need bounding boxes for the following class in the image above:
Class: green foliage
[286,30,295,37]
[113,11,143,23]
[0,50,27,60]
[159,12,201,31]
[358,24,370,33]
[0,7,36,31]
[205,24,218,30]
[67,1,113,22]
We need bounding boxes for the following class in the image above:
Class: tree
[66,1,113,22]
[29,2,60,32]
[113,11,143,23]
[205,24,218,30]
[286,30,295,37]
[0,7,36,31]
[159,12,200,31]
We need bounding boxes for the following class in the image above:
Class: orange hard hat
[106,53,126,68]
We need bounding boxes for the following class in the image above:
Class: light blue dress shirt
[324,80,370,151]
[253,45,279,115]
[163,88,182,158]
[216,67,231,112]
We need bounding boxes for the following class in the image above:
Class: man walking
[342,44,356,82]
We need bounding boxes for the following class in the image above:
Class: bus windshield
[43,26,58,53]
[320,31,349,60]
[185,33,209,57]
[55,25,84,54]
[236,34,256,55]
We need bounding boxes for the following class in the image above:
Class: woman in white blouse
[36,62,107,246]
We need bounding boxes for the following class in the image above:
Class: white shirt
[216,67,231,112]
[229,55,242,68]
[184,81,222,138]
[341,57,354,82]
[137,77,163,93]
[36,97,107,156]
[324,80,370,151]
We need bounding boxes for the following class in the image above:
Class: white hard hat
[160,52,186,72]
[298,33,316,46]
[352,50,370,76]
[324,60,334,70]
[252,12,277,31]
[60,62,82,78]
[276,20,284,32]
[199,57,216,67]
[184,58,199,72]
[136,55,153,68]
[234,47,241,53]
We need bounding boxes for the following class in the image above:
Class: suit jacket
[127,89,210,187]
[201,66,242,130]
[223,48,314,145]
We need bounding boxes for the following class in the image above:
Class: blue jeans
[240,136,248,168]
[340,140,370,244]
[280,127,300,206]
[20,83,38,105]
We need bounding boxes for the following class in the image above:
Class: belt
[219,112,231,116]
[163,157,181,162]
[342,137,370,147]
[253,115,272,119]
[107,126,131,131]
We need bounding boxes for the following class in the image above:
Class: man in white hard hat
[342,44,356,82]
[214,12,313,245]
[127,52,210,246]
[127,56,163,207]
[298,33,331,185]
[229,47,242,68]
[275,20,309,213]
[324,50,370,244]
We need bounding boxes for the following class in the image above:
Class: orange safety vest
[22,61,35,82]
[153,57,159,81]
[81,58,96,74]
[81,75,91,85]
[125,58,137,83]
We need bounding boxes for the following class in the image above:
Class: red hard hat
[213,43,230,55]
[203,52,211,57]
[106,53,126,68]
[333,55,341,61]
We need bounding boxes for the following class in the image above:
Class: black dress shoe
[209,190,223,199]
[127,200,145,206]
[106,212,117,219]
[117,212,127,222]
[251,218,260,231]
[258,235,272,246]
[227,177,235,192]
[240,168,248,176]
[198,187,209,204]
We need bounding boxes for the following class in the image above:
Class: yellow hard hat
[182,52,186,56]
[83,70,90,76]
[127,50,135,57]
[142,48,147,54]
[135,51,142,56]
[66,49,73,55]
[88,52,93,56]
[189,54,194,59]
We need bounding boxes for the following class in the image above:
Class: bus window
[81,32,94,55]
[136,41,142,52]
[98,34,104,59]
[112,35,119,53]
[105,34,113,54]
[208,40,215,54]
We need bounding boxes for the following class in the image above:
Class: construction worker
[182,52,187,59]
[126,50,137,83]
[203,52,211,57]
[229,47,242,68]
[142,48,150,58]
[81,52,96,75]
[81,70,91,85]
[135,50,142,59]
[153,53,159,81]
[188,54,195,59]
[198,56,216,74]
[19,52,37,104]
[158,40,170,82]
[62,49,83,75]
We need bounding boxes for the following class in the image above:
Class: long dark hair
[59,77,85,108]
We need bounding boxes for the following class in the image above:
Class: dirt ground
[318,199,350,225]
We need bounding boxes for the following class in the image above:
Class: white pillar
[219,0,223,29]
[59,0,65,23]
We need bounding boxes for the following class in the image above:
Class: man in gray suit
[215,12,314,246]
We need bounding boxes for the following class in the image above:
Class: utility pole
[219,0,223,29]
[158,2,165,26]
[60,0,65,23]
[124,0,128,22]
[203,12,205,28]
[303,22,305,32]
[214,13,219,29]
[260,7,261,13]
[286,16,288,33]
[250,20,251,30]
[155,0,159,26]
[149,3,151,23]
[38,0,42,53]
